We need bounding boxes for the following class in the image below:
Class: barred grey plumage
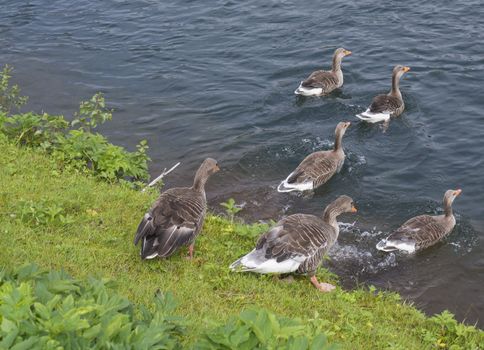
[277,122,350,193]
[295,48,351,96]
[368,65,408,117]
[229,196,357,292]
[376,189,462,253]
[133,158,219,259]
[356,65,410,123]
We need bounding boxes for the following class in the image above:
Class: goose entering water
[376,189,462,253]
[133,158,220,260]
[295,48,352,96]
[230,196,357,292]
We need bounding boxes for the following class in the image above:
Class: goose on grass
[230,196,357,292]
[134,158,220,260]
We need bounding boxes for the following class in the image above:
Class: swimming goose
[294,48,352,96]
[229,196,357,292]
[356,65,410,123]
[133,158,220,259]
[278,121,350,193]
[376,189,462,253]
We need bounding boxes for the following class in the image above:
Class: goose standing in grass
[230,196,357,292]
[356,65,410,124]
[133,158,220,259]
[377,189,462,253]
[294,48,352,96]
[278,121,350,193]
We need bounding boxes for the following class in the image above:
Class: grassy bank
[0,136,482,349]
[0,66,482,348]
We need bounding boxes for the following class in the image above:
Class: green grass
[0,136,482,349]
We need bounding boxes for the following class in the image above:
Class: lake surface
[1,0,483,325]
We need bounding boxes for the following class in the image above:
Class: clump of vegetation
[421,311,482,350]
[220,198,243,223]
[0,264,184,349]
[0,65,28,115]
[16,199,74,226]
[196,308,337,350]
[0,65,150,186]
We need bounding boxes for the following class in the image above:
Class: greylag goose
[229,196,357,292]
[376,189,462,253]
[133,158,220,259]
[356,65,410,123]
[277,121,350,193]
[294,48,352,96]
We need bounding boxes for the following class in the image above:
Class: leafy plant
[0,67,150,185]
[220,198,243,222]
[54,129,150,183]
[71,93,112,132]
[420,310,484,349]
[0,64,28,115]
[195,308,338,350]
[0,264,184,349]
[3,112,68,146]
[17,200,74,226]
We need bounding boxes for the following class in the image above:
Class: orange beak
[403,66,411,72]
[454,189,462,196]
[351,205,357,213]
[344,50,352,56]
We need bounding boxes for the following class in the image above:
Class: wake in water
[328,222,398,276]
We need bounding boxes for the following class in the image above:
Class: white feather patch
[277,172,313,193]
[356,109,391,123]
[294,82,323,96]
[376,239,416,253]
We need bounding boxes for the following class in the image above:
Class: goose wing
[134,188,206,258]
[301,70,338,90]
[387,215,447,248]
[286,151,339,189]
[256,214,330,263]
[369,94,402,114]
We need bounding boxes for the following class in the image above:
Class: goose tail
[277,180,300,193]
[294,82,322,96]
[356,109,391,124]
[376,239,415,253]
[134,212,160,259]
[229,250,258,272]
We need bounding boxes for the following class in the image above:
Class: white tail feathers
[356,109,391,124]
[294,82,323,96]
[376,239,416,253]
[277,176,313,193]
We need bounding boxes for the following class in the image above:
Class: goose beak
[403,66,411,72]
[344,50,352,56]
[454,189,462,197]
[351,205,357,213]
[215,165,220,172]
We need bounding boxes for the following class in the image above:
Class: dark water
[1,0,483,325]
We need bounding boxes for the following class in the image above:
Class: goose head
[393,65,411,80]
[323,195,357,222]
[333,121,351,151]
[332,195,358,215]
[334,47,352,59]
[335,121,351,134]
[193,158,220,190]
[332,48,352,72]
[443,189,462,206]
[200,158,220,177]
